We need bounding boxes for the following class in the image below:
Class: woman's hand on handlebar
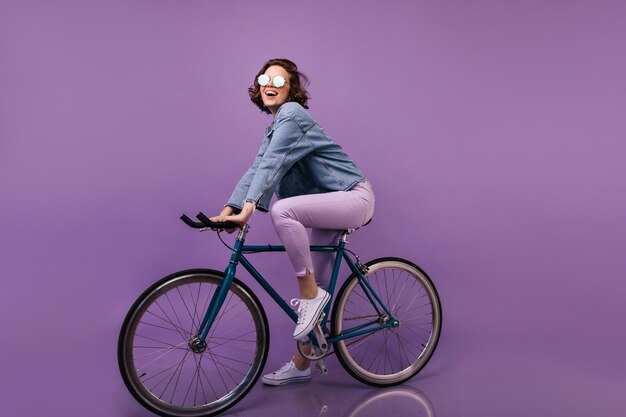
[210,202,255,233]
[210,206,238,233]
[221,202,255,231]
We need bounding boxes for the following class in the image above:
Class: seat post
[341,229,354,243]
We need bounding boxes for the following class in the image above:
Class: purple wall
[1,1,625,415]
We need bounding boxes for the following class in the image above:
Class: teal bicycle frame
[195,224,399,349]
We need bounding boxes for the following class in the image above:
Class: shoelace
[276,361,295,374]
[290,298,308,325]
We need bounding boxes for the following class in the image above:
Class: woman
[210,58,375,385]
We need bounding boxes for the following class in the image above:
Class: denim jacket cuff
[224,203,242,214]
[245,198,269,212]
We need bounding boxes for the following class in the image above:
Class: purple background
[1,1,625,416]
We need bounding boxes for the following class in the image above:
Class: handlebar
[180,212,239,230]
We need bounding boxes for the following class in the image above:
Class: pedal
[315,357,329,376]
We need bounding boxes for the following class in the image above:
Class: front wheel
[332,258,442,386]
[118,269,269,417]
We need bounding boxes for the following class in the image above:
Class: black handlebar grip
[196,212,239,229]
[180,214,205,228]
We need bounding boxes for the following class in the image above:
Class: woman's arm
[225,135,271,211]
[211,136,268,231]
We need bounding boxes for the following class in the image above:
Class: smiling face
[260,65,291,117]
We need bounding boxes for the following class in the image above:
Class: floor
[2,329,623,416]
[110,331,625,417]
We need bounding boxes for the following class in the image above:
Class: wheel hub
[189,336,207,354]
[379,314,400,327]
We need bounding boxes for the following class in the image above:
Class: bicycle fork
[192,231,247,350]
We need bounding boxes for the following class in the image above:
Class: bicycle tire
[331,258,442,386]
[118,269,269,417]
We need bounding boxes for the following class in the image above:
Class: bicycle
[118,212,442,417]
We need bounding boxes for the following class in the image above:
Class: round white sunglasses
[257,74,287,88]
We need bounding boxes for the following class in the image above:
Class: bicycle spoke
[397,322,433,338]
[210,305,254,339]
[383,269,390,312]
[208,292,234,339]
[141,347,188,387]
[142,361,181,386]
[387,270,402,313]
[133,345,187,360]
[196,354,219,404]
[394,328,428,352]
[400,313,433,323]
[208,329,258,350]
[135,340,188,373]
[389,271,410,314]
[144,309,191,340]
[169,346,189,404]
[138,320,186,334]
[206,357,248,383]
[181,355,197,407]
[165,291,190,338]
[384,329,393,374]
[199,283,215,332]
[208,351,254,368]
[175,286,198,336]
[154,299,189,342]
[157,348,190,401]
[134,333,183,348]
[191,354,208,406]
[345,331,377,356]
[394,329,412,369]
[344,289,380,318]
[190,282,203,338]
[205,346,232,393]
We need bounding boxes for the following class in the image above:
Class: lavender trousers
[270,181,375,285]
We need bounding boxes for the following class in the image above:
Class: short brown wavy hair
[248,58,310,114]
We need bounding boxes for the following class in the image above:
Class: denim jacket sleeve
[244,114,314,206]
[226,135,272,212]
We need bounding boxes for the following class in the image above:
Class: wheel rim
[334,261,441,384]
[121,274,266,415]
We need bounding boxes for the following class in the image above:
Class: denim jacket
[227,102,365,212]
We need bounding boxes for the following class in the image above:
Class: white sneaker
[291,288,330,341]
[261,360,311,386]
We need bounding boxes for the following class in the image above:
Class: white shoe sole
[261,374,312,386]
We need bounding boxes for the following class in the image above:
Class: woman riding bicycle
[210,58,375,385]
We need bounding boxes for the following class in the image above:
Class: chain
[343,314,379,321]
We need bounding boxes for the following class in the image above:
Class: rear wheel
[118,269,269,416]
[332,258,441,386]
